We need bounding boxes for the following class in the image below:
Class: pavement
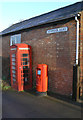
[2,89,82,119]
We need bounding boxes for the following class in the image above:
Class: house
[0,1,83,101]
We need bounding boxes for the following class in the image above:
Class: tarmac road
[2,90,82,118]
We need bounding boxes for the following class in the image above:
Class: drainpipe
[75,14,80,65]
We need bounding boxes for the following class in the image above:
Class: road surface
[2,90,82,118]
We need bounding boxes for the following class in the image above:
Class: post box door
[36,64,48,92]
[36,68,42,92]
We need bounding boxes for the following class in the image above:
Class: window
[10,34,21,46]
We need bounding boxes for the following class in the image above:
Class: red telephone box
[36,64,48,93]
[10,43,32,91]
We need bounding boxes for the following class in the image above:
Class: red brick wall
[2,35,11,82]
[0,36,2,56]
[21,19,76,96]
[2,18,78,96]
[80,11,83,97]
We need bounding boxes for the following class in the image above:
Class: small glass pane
[12,70,16,74]
[23,66,28,69]
[12,58,15,61]
[23,70,28,73]
[12,54,15,57]
[23,74,28,77]
[12,66,15,69]
[25,77,28,82]
[23,58,28,61]
[13,74,16,78]
[13,78,16,81]
[22,54,28,57]
[12,62,15,65]
[23,61,28,65]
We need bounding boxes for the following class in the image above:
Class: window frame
[10,34,21,46]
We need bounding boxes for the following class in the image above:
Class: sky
[0,0,82,32]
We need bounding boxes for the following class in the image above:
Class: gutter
[75,14,80,65]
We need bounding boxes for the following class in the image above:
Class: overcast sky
[0,0,82,32]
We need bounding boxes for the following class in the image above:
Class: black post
[72,65,77,101]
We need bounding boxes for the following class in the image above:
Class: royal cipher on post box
[36,64,48,93]
[10,43,32,91]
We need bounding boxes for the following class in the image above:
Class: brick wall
[2,18,79,96]
[80,11,83,97]
[21,19,76,96]
[2,35,11,83]
[0,36,2,56]
[0,36,2,81]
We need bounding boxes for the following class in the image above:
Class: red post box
[36,64,48,93]
[10,43,32,91]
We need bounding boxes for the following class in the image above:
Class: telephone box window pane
[12,70,16,74]
[12,62,15,65]
[22,54,28,57]
[12,54,15,57]
[23,58,29,61]
[25,78,28,82]
[23,73,28,77]
[23,70,28,73]
[23,66,28,69]
[23,61,28,65]
[13,74,16,77]
[12,58,15,61]
[23,62,25,65]
[13,78,16,81]
[12,66,15,69]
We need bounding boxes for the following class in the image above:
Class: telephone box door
[19,51,32,91]
[10,44,32,91]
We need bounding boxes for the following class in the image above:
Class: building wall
[21,19,76,96]
[0,36,2,81]
[2,18,78,96]
[2,35,11,82]
[80,11,83,97]
[0,36,2,56]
